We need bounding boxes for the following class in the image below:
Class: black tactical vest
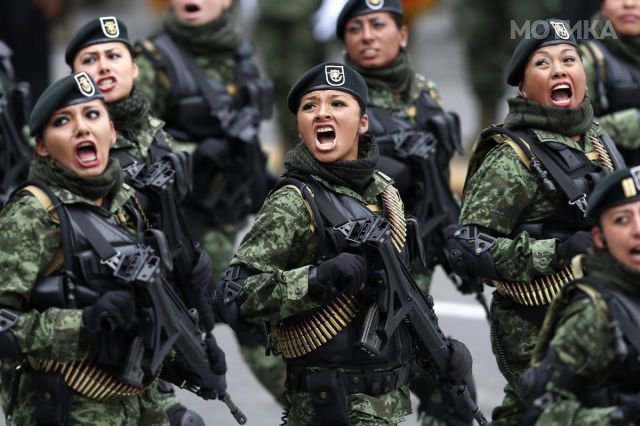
[140,32,272,143]
[28,184,145,311]
[276,174,415,369]
[581,40,640,115]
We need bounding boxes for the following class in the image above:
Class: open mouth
[315,126,337,152]
[184,3,201,14]
[76,141,98,165]
[97,77,116,92]
[550,83,572,107]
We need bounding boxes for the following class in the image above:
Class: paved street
[1,1,512,425]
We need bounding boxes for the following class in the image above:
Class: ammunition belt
[28,358,155,402]
[286,363,413,397]
[272,293,361,359]
[492,265,575,306]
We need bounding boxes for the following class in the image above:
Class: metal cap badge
[74,72,96,97]
[325,65,346,86]
[99,16,120,38]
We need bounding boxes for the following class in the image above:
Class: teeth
[553,84,570,90]
[317,127,333,133]
[78,142,94,149]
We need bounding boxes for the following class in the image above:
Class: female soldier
[445,19,624,425]
[0,73,180,424]
[580,0,640,165]
[65,17,212,424]
[521,166,640,425]
[134,0,283,403]
[217,62,474,425]
[336,1,476,424]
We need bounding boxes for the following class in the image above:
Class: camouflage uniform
[458,123,614,425]
[0,183,170,425]
[230,172,414,425]
[255,0,326,151]
[135,9,285,402]
[453,0,560,128]
[521,250,637,425]
[580,12,640,164]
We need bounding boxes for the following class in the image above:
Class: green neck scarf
[284,133,379,194]
[592,11,640,68]
[107,87,150,133]
[346,48,414,97]
[163,8,241,57]
[503,96,594,137]
[584,247,640,298]
[28,156,124,201]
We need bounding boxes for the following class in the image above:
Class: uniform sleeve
[595,108,640,150]
[0,195,89,361]
[534,298,617,425]
[232,186,320,322]
[460,144,557,281]
[134,52,170,119]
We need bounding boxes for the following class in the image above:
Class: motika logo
[510,20,617,40]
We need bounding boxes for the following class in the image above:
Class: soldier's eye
[52,116,69,127]
[301,102,315,111]
[346,23,362,34]
[332,100,346,107]
[86,109,100,119]
[81,57,95,65]
[534,58,548,67]
[563,56,576,63]
[372,20,386,29]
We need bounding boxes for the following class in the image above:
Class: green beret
[586,166,640,220]
[287,62,368,114]
[336,0,403,40]
[65,16,132,66]
[506,19,578,86]
[29,72,104,136]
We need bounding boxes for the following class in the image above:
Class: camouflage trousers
[2,372,173,425]
[283,384,412,425]
[489,291,545,426]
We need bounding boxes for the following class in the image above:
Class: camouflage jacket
[112,113,174,162]
[232,171,395,323]
[459,124,607,282]
[580,43,640,150]
[527,252,636,425]
[135,44,235,153]
[367,73,443,116]
[0,182,134,363]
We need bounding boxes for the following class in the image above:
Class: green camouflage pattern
[460,124,608,425]
[453,0,560,109]
[368,74,442,115]
[581,48,640,150]
[255,0,326,149]
[0,183,172,424]
[112,113,174,163]
[284,385,412,425]
[461,125,606,281]
[231,173,413,422]
[135,28,287,403]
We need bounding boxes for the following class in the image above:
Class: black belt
[286,363,413,397]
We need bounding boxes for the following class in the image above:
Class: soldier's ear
[592,226,607,248]
[35,138,49,157]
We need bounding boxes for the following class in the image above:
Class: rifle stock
[336,216,488,425]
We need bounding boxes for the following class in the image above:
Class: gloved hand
[553,231,593,268]
[82,290,137,336]
[161,151,193,202]
[309,253,368,299]
[446,338,473,384]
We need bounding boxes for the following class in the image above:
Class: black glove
[191,249,214,289]
[446,338,473,384]
[309,253,368,299]
[161,151,193,202]
[82,290,137,336]
[553,231,593,268]
[444,225,499,280]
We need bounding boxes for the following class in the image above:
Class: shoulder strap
[580,41,609,111]
[149,130,173,163]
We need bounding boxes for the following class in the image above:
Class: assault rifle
[335,216,488,426]
[114,246,247,424]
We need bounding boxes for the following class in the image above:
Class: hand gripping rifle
[335,216,488,426]
[114,246,247,424]
[127,160,247,424]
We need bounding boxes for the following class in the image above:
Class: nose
[623,0,636,8]
[98,56,109,74]
[75,116,90,137]
[632,214,640,236]
[316,101,330,118]
[551,60,568,78]
[362,23,373,41]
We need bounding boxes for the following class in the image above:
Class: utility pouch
[32,371,72,426]
[305,370,351,426]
